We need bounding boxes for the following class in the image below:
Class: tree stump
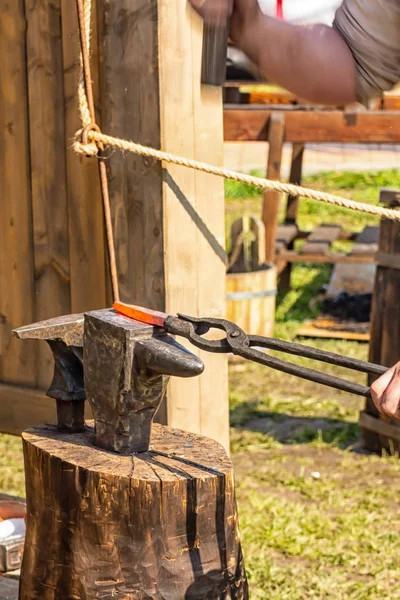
[20,423,248,599]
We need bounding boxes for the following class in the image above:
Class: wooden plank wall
[0,0,229,449]
[98,0,229,449]
[0,0,107,434]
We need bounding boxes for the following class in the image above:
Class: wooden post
[25,0,71,388]
[279,143,304,292]
[0,0,36,387]
[263,113,285,263]
[360,188,400,452]
[97,1,229,449]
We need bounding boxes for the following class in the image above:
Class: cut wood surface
[276,252,375,266]
[224,108,400,143]
[20,423,248,599]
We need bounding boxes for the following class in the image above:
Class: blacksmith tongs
[113,302,387,399]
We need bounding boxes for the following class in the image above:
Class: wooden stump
[20,423,248,599]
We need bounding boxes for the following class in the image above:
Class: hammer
[200,4,232,86]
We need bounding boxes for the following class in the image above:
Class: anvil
[13,309,203,453]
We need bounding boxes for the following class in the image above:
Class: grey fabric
[333,0,400,104]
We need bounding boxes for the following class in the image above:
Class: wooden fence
[0,0,229,447]
[0,0,108,433]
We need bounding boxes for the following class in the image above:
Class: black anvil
[14,309,203,454]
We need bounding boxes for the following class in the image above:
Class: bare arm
[236,15,357,105]
[190,0,400,106]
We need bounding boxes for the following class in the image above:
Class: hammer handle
[201,20,230,86]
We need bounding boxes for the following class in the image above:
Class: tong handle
[236,345,372,398]
[248,336,387,377]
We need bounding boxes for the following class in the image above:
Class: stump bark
[20,423,248,599]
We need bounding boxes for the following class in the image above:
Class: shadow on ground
[233,411,359,447]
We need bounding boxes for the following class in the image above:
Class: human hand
[189,0,261,45]
[189,0,233,25]
[371,362,400,419]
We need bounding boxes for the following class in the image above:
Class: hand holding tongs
[113,302,387,398]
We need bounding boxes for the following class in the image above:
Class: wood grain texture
[0,0,36,386]
[97,0,229,448]
[26,0,71,389]
[224,108,400,143]
[98,0,165,310]
[363,190,400,451]
[226,268,276,338]
[0,382,93,436]
[61,0,107,314]
[20,423,248,599]
[187,7,228,449]
[263,113,285,263]
[0,383,55,435]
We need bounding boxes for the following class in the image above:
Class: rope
[78,130,400,222]
[75,0,400,225]
[76,0,120,302]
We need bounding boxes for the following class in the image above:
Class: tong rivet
[230,330,240,339]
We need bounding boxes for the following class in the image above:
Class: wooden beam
[263,114,285,263]
[278,143,304,291]
[276,252,376,265]
[224,107,400,143]
[61,0,107,313]
[98,0,229,450]
[360,411,400,443]
[0,1,36,387]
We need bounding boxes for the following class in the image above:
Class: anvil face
[13,313,84,347]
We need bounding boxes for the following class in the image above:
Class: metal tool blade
[112,302,168,328]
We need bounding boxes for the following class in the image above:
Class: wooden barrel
[226,264,277,337]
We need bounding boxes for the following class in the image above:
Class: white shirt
[258,0,341,25]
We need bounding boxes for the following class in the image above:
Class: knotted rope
[75,0,400,226]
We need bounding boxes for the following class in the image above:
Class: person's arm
[190,0,400,106]
[236,14,357,105]
[371,363,400,420]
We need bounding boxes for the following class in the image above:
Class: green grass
[226,169,400,598]
[1,169,399,598]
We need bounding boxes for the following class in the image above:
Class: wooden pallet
[276,224,379,269]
